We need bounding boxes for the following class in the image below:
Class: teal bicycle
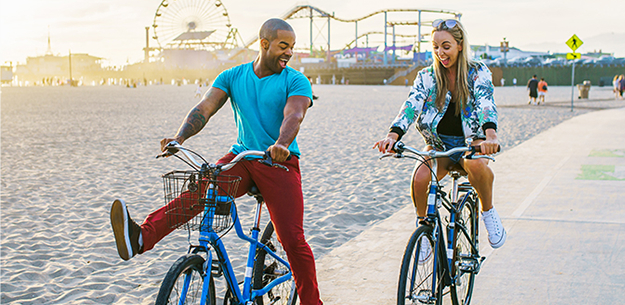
[154,142,297,305]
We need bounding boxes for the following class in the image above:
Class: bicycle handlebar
[157,141,287,172]
[380,141,499,162]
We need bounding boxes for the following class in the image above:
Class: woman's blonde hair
[432,19,475,115]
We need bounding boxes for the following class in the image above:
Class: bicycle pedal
[456,256,480,273]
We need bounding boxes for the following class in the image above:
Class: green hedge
[494,65,625,87]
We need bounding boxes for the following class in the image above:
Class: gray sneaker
[482,208,507,248]
[110,199,142,260]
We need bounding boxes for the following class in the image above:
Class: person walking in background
[527,75,539,105]
[537,77,548,105]
[373,18,506,250]
[308,76,319,100]
[194,83,203,98]
[613,75,620,99]
[618,74,625,99]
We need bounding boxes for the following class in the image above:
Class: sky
[1,0,624,67]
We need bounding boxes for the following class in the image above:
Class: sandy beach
[1,83,622,304]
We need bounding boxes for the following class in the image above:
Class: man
[527,75,539,105]
[110,18,323,305]
[537,77,548,105]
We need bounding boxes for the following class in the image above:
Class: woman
[537,77,548,104]
[373,19,506,249]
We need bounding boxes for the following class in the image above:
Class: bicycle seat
[247,185,262,197]
[447,163,468,177]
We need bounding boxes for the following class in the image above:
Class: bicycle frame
[161,143,293,305]
[423,157,478,297]
[385,141,492,304]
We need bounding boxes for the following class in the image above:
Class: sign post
[566,34,583,112]
[500,38,509,60]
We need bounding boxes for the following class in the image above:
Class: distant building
[15,53,103,85]
[471,45,548,60]
[1,65,13,84]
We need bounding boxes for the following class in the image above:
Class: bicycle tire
[155,253,216,305]
[252,221,298,305]
[398,225,443,305]
[450,194,478,305]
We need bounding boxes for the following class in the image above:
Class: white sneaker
[418,238,433,264]
[482,208,507,248]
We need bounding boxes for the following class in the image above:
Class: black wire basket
[162,170,241,233]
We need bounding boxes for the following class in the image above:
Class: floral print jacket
[390,61,497,150]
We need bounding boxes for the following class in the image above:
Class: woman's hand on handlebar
[373,133,399,153]
[478,129,500,155]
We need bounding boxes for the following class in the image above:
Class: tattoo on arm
[176,107,207,140]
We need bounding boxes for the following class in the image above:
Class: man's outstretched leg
[110,199,143,260]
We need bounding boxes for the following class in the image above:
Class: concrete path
[316,107,625,304]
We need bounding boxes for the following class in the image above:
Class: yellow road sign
[566,34,583,51]
[567,52,581,60]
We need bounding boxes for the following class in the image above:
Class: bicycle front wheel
[398,225,442,305]
[155,253,216,305]
[450,194,478,305]
[252,221,298,305]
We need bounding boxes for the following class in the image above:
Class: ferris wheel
[151,0,234,50]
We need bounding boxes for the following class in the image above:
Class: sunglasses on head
[432,19,458,30]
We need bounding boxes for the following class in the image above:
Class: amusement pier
[2,1,622,87]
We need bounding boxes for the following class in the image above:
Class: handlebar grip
[471,144,501,153]
[264,150,292,161]
[156,141,181,159]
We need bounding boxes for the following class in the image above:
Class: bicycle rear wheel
[398,225,443,305]
[252,221,298,305]
[450,194,478,305]
[155,253,216,305]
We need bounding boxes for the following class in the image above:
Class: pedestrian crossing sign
[566,52,581,60]
[566,34,583,51]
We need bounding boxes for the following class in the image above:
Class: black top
[438,101,463,136]
[527,78,539,91]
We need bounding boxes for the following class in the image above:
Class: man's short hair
[259,18,294,42]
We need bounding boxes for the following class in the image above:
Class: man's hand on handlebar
[268,144,290,163]
[160,137,184,152]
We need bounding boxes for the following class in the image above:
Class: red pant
[141,153,322,305]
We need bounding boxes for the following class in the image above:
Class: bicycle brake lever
[258,152,289,171]
[464,152,495,162]
[379,153,401,160]
[156,141,180,159]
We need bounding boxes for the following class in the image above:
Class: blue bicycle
[381,141,496,305]
[154,142,297,305]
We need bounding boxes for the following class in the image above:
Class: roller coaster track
[241,5,459,48]
[232,5,459,59]
[343,31,420,50]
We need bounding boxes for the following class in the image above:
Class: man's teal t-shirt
[211,62,312,158]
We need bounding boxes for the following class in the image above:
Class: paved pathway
[316,107,625,304]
